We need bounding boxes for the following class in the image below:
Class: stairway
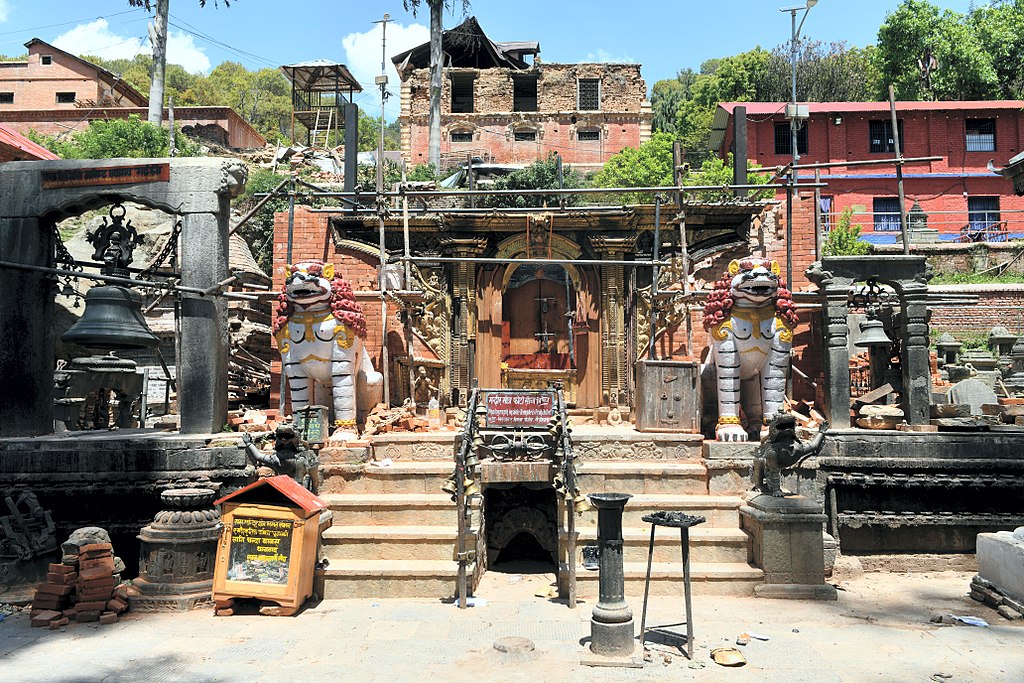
[316,437,762,600]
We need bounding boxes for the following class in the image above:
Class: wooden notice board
[212,476,326,614]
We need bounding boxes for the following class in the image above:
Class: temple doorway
[500,264,580,404]
[484,484,558,572]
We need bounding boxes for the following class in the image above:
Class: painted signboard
[225,516,293,585]
[40,163,170,190]
[485,391,555,428]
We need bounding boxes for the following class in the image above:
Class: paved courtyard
[1,571,1021,682]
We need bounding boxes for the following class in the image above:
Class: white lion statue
[700,258,799,442]
[273,260,383,442]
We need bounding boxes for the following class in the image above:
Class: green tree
[29,114,200,159]
[592,132,675,203]
[822,208,871,257]
[684,154,773,201]
[650,69,697,134]
[479,155,584,209]
[874,0,998,100]
[969,0,1024,99]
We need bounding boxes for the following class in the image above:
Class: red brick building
[0,38,266,150]
[711,101,1024,251]
[393,17,652,173]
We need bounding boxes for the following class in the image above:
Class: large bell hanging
[61,285,160,350]
[854,316,892,350]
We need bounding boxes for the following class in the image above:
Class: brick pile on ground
[29,543,131,629]
[228,408,281,433]
[363,402,448,436]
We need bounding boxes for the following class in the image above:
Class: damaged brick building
[392,17,652,172]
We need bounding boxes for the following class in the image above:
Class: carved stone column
[590,236,636,406]
[807,262,854,428]
[441,237,487,406]
[900,285,932,426]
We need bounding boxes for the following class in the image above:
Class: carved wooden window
[577,78,600,111]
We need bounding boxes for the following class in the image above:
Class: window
[968,196,1000,231]
[450,131,474,143]
[0,92,13,104]
[513,130,537,142]
[513,75,538,112]
[820,196,834,233]
[450,74,474,113]
[578,78,600,111]
[40,55,52,66]
[774,122,808,156]
[56,92,76,104]
[869,120,904,153]
[966,118,996,152]
[577,130,601,142]
[873,197,902,232]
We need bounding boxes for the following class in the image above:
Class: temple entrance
[500,264,580,404]
[484,484,558,572]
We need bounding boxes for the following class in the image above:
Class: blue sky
[0,0,980,119]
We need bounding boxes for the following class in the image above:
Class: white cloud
[342,22,429,95]
[52,19,211,74]
[0,1,11,23]
[584,49,636,64]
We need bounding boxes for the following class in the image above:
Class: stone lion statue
[701,258,799,441]
[273,260,383,442]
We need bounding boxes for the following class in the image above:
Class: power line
[0,8,144,38]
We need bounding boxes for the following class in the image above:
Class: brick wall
[874,241,1024,276]
[928,285,1024,333]
[399,62,651,169]
[0,44,145,110]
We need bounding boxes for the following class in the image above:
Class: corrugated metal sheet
[0,123,60,161]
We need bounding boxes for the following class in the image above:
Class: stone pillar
[740,494,837,600]
[0,216,54,436]
[131,488,221,611]
[178,210,230,434]
[590,236,636,406]
[442,237,486,406]
[588,492,634,657]
[821,284,854,428]
[900,286,932,426]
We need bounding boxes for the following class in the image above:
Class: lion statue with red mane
[273,260,383,442]
[700,257,799,442]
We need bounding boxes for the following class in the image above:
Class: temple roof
[391,16,537,81]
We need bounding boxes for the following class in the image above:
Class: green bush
[479,154,584,209]
[29,114,200,159]
[822,208,871,257]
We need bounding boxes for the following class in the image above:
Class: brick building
[711,101,1024,267]
[0,38,266,150]
[392,17,652,172]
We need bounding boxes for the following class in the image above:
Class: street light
[780,0,818,287]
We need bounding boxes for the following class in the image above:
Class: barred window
[514,130,537,142]
[578,78,600,111]
[450,131,474,143]
[965,119,996,152]
[873,197,901,232]
[577,130,601,142]
[968,196,1000,231]
[774,122,808,155]
[869,120,904,153]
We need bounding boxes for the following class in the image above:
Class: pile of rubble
[363,402,450,436]
[30,528,131,629]
[228,408,282,433]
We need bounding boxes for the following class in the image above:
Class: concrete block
[977,528,1024,605]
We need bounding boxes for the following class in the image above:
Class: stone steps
[319,560,475,600]
[573,561,764,597]
[321,525,749,564]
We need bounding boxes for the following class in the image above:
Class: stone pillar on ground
[740,493,837,600]
[587,492,635,657]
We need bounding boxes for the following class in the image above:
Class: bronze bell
[855,316,891,350]
[61,285,160,350]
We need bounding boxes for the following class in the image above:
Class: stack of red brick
[228,408,282,433]
[30,543,130,629]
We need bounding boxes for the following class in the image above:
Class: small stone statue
[413,365,438,407]
[751,412,828,497]
[242,424,320,492]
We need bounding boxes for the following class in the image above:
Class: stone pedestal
[977,527,1024,606]
[586,493,635,660]
[131,488,221,611]
[740,493,836,600]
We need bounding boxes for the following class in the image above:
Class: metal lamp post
[588,492,634,657]
[780,0,818,286]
